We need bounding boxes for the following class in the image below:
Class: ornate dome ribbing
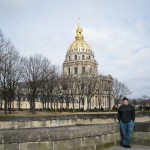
[68,22,92,54]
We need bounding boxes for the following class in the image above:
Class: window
[81,98,84,105]
[82,67,85,74]
[81,84,84,89]
[68,68,70,75]
[75,55,77,60]
[89,55,90,60]
[82,55,85,60]
[69,56,71,61]
[90,67,92,74]
[74,67,78,74]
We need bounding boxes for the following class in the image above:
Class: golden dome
[68,21,92,54]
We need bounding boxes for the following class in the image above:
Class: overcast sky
[0,0,150,98]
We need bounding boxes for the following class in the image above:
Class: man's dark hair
[122,97,128,101]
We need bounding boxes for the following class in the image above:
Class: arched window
[68,68,70,75]
[74,67,78,74]
[82,55,85,60]
[75,55,77,60]
[82,67,85,74]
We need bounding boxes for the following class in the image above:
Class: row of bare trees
[130,95,150,110]
[0,30,60,113]
[0,29,131,113]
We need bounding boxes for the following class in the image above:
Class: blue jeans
[120,121,134,145]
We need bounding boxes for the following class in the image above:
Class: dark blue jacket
[117,104,135,123]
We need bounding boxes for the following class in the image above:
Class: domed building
[63,22,98,77]
[62,21,114,111]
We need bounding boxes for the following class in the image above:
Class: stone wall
[132,122,150,146]
[0,112,149,129]
[0,122,150,150]
[0,124,120,150]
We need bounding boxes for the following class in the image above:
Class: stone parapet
[0,122,149,150]
[0,112,149,130]
[0,124,120,150]
[132,122,150,146]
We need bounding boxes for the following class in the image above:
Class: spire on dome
[78,17,80,28]
[75,18,84,40]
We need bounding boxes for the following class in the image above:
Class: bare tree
[76,77,86,110]
[22,54,50,113]
[0,30,7,64]
[103,76,114,111]
[45,64,59,110]
[0,40,22,113]
[16,82,26,111]
[113,78,131,107]
[0,30,8,83]
[68,76,79,112]
[83,77,99,111]
[58,76,71,111]
[97,75,107,110]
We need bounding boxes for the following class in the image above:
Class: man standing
[117,97,135,148]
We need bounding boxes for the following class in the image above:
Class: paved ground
[107,145,150,150]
